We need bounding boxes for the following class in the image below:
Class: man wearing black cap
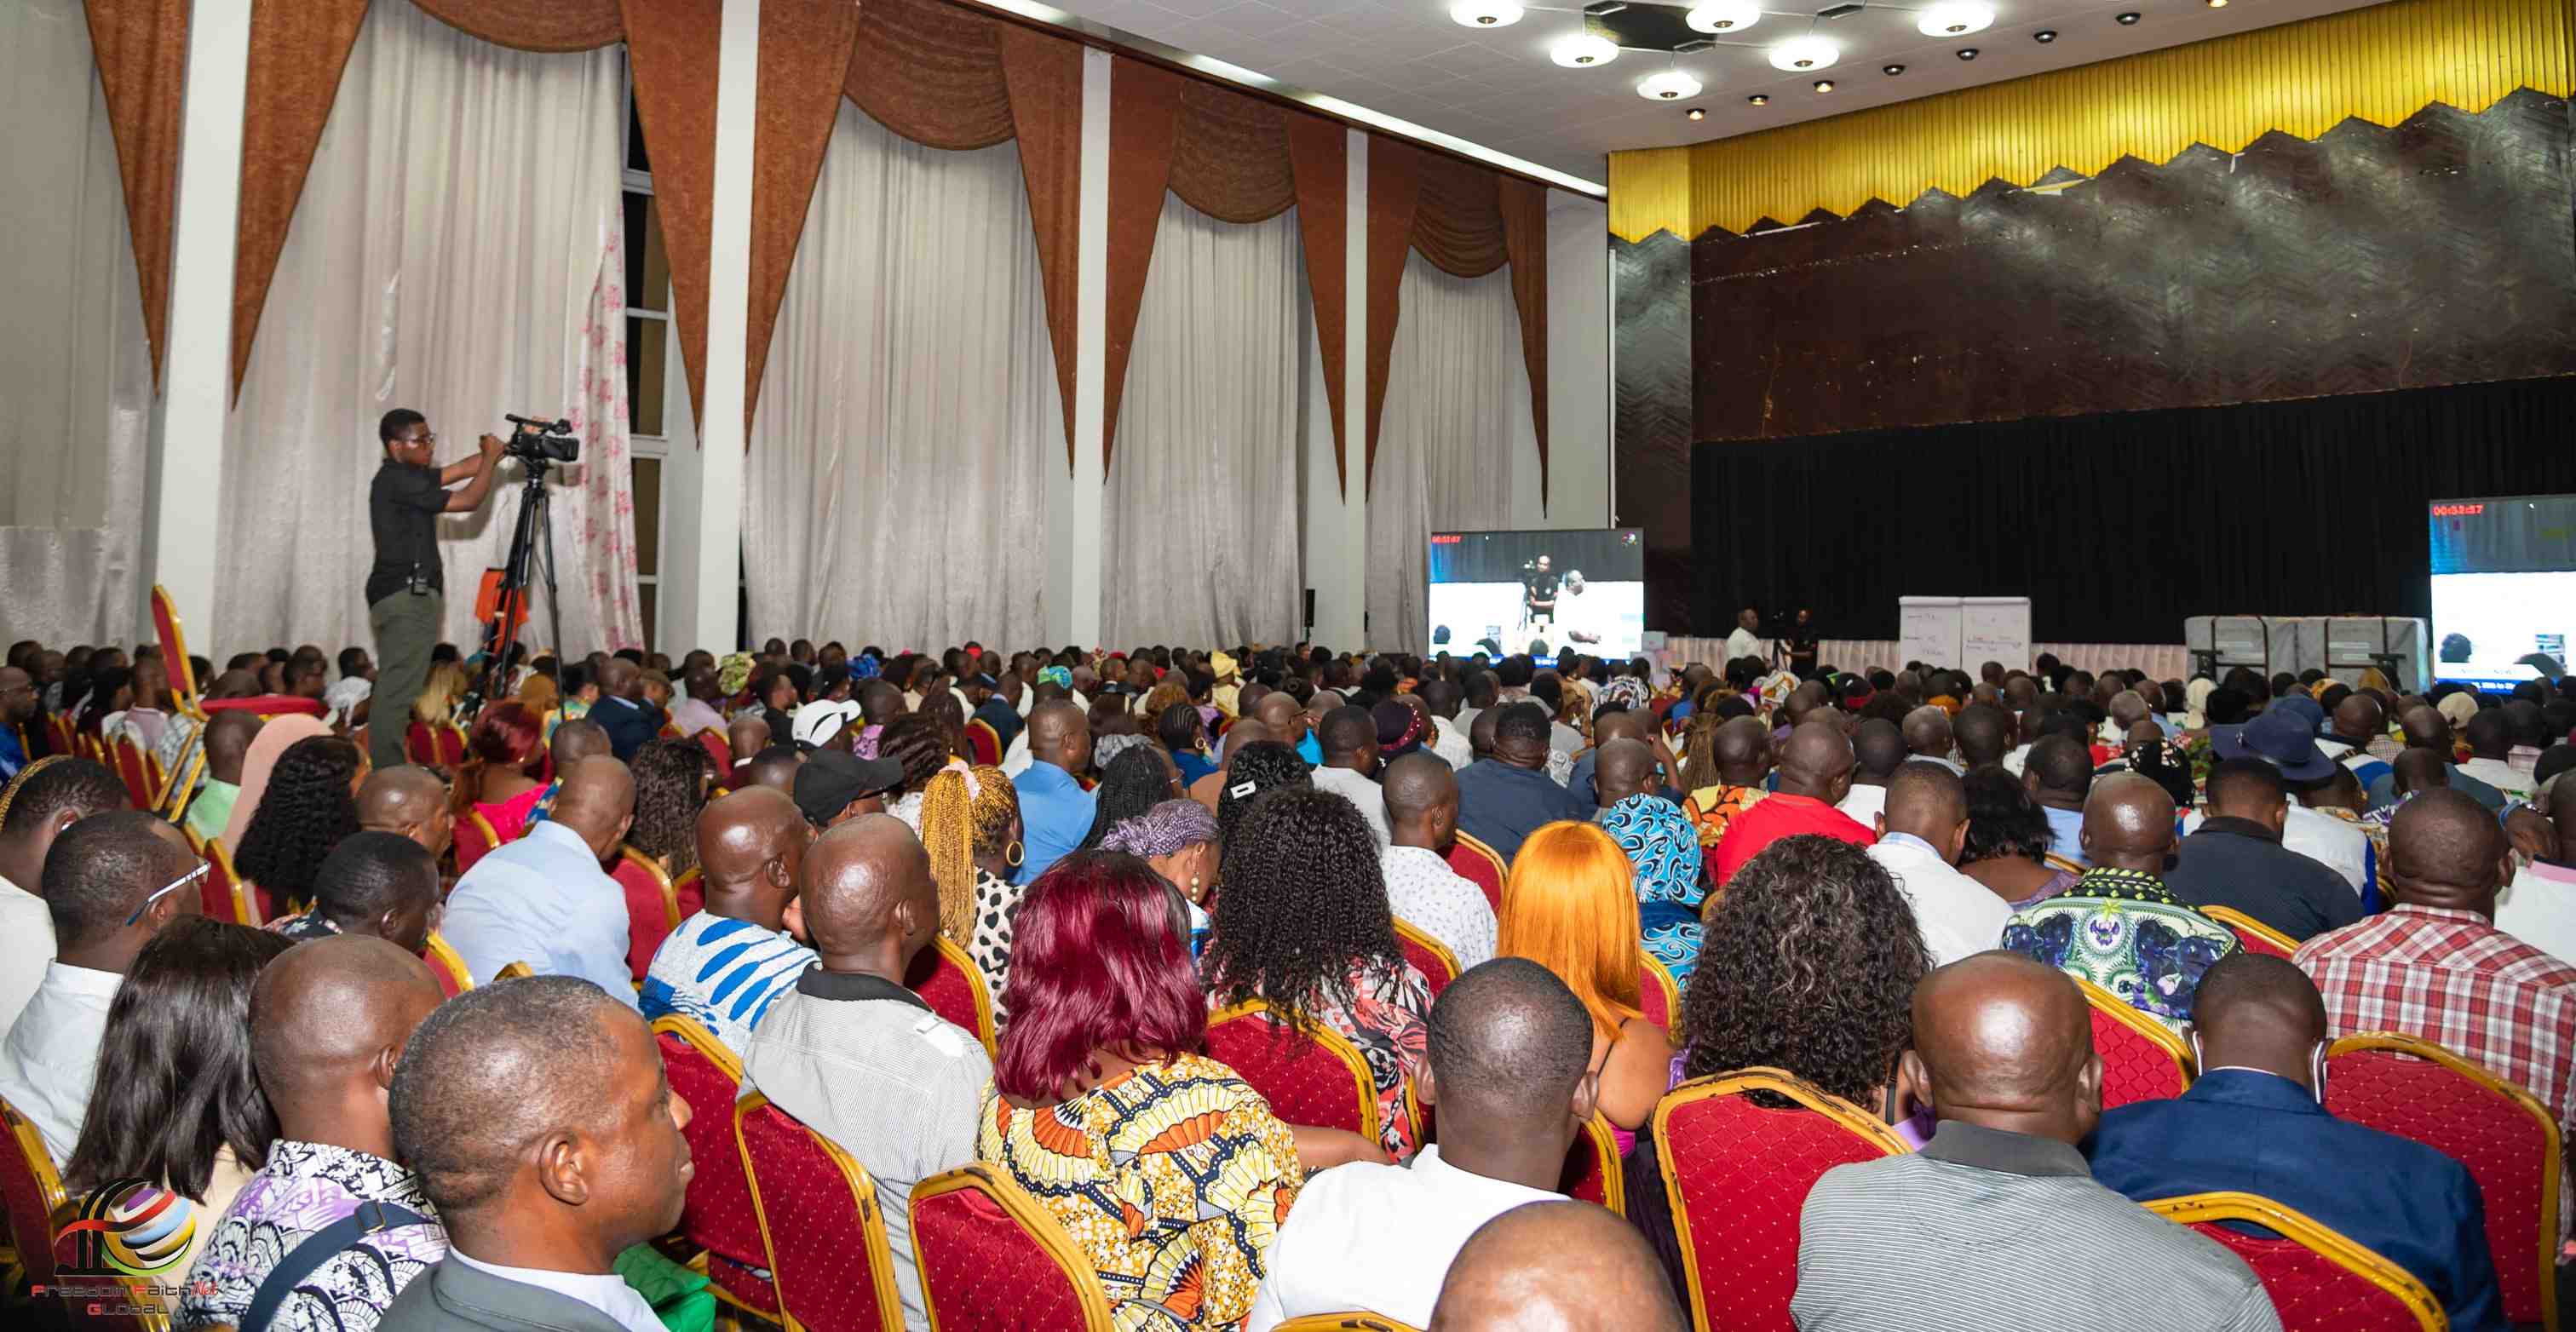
[2164,760,2363,942]
[794,749,907,830]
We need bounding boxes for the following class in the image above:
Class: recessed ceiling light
[1957,47,1979,60]
[1551,33,1620,67]
[2116,10,2142,23]
[2034,29,2056,43]
[1638,68,1705,100]
[1813,79,1835,92]
[2205,0,2228,7]
[1447,2,1523,27]
[1746,94,1768,105]
[1916,3,1996,37]
[1883,62,1906,75]
[1685,1,1761,33]
[1768,35,1839,72]
[1686,106,1706,120]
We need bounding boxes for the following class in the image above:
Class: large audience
[2,632,2574,1331]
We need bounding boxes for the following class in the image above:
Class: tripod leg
[532,485,567,659]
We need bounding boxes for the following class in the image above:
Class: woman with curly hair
[1958,765,2078,910]
[233,734,365,912]
[1203,786,1429,1161]
[1497,820,1673,1153]
[1213,739,1310,852]
[453,700,548,844]
[1078,744,1182,850]
[629,737,711,877]
[917,764,1024,1014]
[877,711,956,832]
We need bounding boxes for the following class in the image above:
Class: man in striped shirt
[1791,951,2279,1332]
[2296,787,2576,1231]
[641,786,816,1056]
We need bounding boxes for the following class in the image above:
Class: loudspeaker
[1303,588,1316,629]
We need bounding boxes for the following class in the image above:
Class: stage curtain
[1283,113,1351,494]
[743,101,1058,649]
[1101,58,1184,475]
[1101,194,1306,647]
[844,0,1015,150]
[1691,375,2576,643]
[81,0,187,387]
[1498,175,1550,505]
[1366,255,1534,651]
[743,0,861,435]
[0,0,151,645]
[220,0,640,653]
[1168,79,1295,224]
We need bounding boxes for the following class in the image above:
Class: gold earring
[1007,840,1025,867]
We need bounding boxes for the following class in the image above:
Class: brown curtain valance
[1167,79,1295,225]
[1498,175,1550,505]
[408,0,622,52]
[1362,137,1422,496]
[1410,149,1509,279]
[843,0,1015,152]
[997,26,1086,470]
[744,0,861,434]
[84,0,189,388]
[230,0,370,399]
[1282,115,1350,495]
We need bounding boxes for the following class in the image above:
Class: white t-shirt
[1866,834,2013,968]
[1838,784,1889,830]
[1311,765,1393,846]
[1725,627,1762,663]
[0,872,58,1036]
[1245,1146,1559,1332]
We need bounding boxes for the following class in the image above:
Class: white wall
[1544,190,1612,531]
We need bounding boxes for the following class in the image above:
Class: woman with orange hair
[1498,819,1675,1153]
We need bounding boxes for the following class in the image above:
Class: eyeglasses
[126,862,208,925]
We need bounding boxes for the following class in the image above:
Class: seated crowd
[3,634,2576,1332]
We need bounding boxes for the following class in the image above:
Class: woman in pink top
[456,701,547,843]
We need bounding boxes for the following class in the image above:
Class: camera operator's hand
[479,433,506,461]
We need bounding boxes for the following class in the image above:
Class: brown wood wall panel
[1612,231,1693,635]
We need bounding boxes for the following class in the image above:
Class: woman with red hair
[977,851,1314,1330]
[452,700,547,843]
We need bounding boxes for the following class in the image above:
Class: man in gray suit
[380,977,694,1332]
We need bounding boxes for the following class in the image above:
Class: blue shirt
[1453,760,1590,864]
[641,912,817,1055]
[1175,749,1221,789]
[0,726,23,782]
[1012,761,1096,886]
[2086,1068,2503,1332]
[1297,732,1323,766]
[440,821,639,1007]
[2041,803,2088,867]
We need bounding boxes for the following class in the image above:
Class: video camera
[503,414,580,467]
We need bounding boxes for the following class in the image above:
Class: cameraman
[366,408,503,771]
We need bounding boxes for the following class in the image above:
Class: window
[622,56,671,647]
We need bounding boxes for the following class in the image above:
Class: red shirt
[1712,792,1876,887]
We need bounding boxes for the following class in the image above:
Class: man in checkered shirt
[2296,787,2576,1233]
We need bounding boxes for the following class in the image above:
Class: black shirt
[367,462,449,605]
[1524,569,1560,608]
[2160,815,2364,941]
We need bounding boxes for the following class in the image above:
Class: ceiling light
[1686,106,1706,121]
[1638,68,1704,100]
[1685,1,1762,33]
[1551,32,1620,66]
[2206,0,2228,7]
[1813,79,1835,92]
[1956,46,1979,59]
[1448,2,1523,26]
[2033,29,2056,43]
[1916,2,1995,37]
[1768,35,1839,72]
[1746,94,1768,105]
[1883,62,1906,75]
[2116,11,2141,23]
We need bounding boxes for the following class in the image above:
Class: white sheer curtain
[745,102,1057,648]
[0,0,150,645]
[1101,196,1304,647]
[220,1,639,657]
[1366,255,1534,650]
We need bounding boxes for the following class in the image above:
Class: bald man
[2001,772,2240,1031]
[180,936,451,1332]
[1867,761,2011,967]
[1792,952,2276,1332]
[2366,704,2509,812]
[589,655,666,764]
[1382,753,1497,971]
[1429,1201,1685,1332]
[2088,954,2504,1331]
[442,755,640,1001]
[744,816,990,1331]
[2318,690,2395,791]
[1252,959,1596,1330]
[2021,732,2096,868]
[1567,709,1681,813]
[642,786,817,1054]
[183,708,267,843]
[1013,699,1096,884]
[726,714,770,781]
[1188,718,1274,812]
[1255,688,1316,764]
[2300,789,2576,1181]
[358,764,456,858]
[1711,721,1871,887]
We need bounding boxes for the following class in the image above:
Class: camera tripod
[469,458,565,712]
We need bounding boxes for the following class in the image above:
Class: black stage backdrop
[1691,374,2576,645]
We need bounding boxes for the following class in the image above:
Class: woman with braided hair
[1098,798,1221,960]
[1078,744,1182,850]
[628,737,710,878]
[916,763,1024,1018]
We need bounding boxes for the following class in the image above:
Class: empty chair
[910,1165,1113,1331]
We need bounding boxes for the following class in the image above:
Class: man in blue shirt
[1454,703,1588,864]
[2022,733,2092,868]
[1011,700,1095,884]
[2087,953,2502,1331]
[442,755,640,1003]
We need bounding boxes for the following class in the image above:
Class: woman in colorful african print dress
[1202,787,1431,1163]
[1599,793,1706,986]
[979,852,1304,1331]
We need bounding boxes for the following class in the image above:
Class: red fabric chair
[150,583,198,704]
[405,721,440,766]
[1653,1067,1911,1332]
[736,1092,903,1332]
[2143,1192,2445,1331]
[911,1165,1115,1331]
[652,1018,779,1321]
[2079,977,2194,1109]
[675,866,704,921]
[1446,834,1506,914]
[200,694,326,721]
[612,847,683,984]
[434,722,468,769]
[453,809,501,875]
[1204,1000,1381,1143]
[695,729,732,777]
[108,734,153,809]
[2200,905,2299,961]
[903,936,998,1056]
[204,838,269,927]
[1639,953,1680,1036]
[2326,1031,2562,1329]
[963,718,1001,766]
[1559,1113,1626,1215]
[2,1093,160,1331]
[1393,919,1460,997]
[423,933,474,998]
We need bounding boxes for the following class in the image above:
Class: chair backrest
[612,847,684,984]
[674,866,705,921]
[495,960,535,980]
[1203,1000,1381,1142]
[2079,977,2194,1109]
[108,734,153,809]
[1392,919,1460,998]
[434,723,468,768]
[1559,1113,1626,1215]
[2199,905,2299,960]
[2142,1191,2445,1332]
[1446,834,1507,913]
[911,1165,1114,1332]
[649,1019,771,1289]
[695,728,733,776]
[1268,1317,1423,1332]
[2326,1031,2562,1329]
[902,936,998,1057]
[1639,953,1680,1037]
[453,809,500,875]
[1654,1067,1911,1332]
[151,583,198,705]
[203,839,266,927]
[423,933,474,997]
[161,738,206,824]
[735,1093,903,1332]
[405,721,439,766]
[963,718,1001,766]
[0,1092,64,1291]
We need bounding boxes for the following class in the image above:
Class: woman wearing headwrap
[2181,677,2217,732]
[1372,700,1427,761]
[1600,794,1707,985]
[1099,798,1222,960]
